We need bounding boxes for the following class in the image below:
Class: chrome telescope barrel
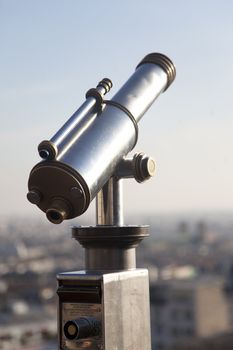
[27,53,176,224]
[112,53,175,123]
[38,78,112,160]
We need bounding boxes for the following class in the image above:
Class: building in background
[150,277,230,350]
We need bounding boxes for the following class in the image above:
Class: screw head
[70,187,83,198]
[27,190,42,205]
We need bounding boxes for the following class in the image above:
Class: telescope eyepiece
[46,198,71,224]
[46,209,65,224]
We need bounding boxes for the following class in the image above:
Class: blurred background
[0,1,233,349]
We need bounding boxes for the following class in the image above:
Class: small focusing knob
[64,317,101,341]
[133,152,156,183]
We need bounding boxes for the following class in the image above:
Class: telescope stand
[27,52,176,350]
[57,158,153,350]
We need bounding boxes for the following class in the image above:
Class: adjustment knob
[64,317,101,340]
[133,152,156,183]
[27,190,42,205]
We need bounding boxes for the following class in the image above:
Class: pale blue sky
[1,0,233,219]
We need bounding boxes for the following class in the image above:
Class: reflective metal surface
[96,177,123,226]
[57,104,136,199]
[103,270,151,350]
[52,100,98,157]
[116,152,156,182]
[72,225,149,271]
[85,247,136,271]
[39,80,112,160]
[112,63,167,122]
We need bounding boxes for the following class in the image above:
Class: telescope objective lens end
[136,52,176,91]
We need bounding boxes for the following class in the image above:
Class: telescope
[27,53,176,349]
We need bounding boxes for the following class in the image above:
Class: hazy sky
[1,0,233,220]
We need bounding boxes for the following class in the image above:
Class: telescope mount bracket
[73,152,155,271]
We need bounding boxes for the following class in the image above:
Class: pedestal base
[57,269,151,350]
[72,225,149,271]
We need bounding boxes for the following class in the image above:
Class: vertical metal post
[96,177,123,226]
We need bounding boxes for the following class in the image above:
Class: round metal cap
[28,161,90,222]
[136,52,176,91]
[133,152,156,183]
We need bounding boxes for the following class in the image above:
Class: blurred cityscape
[0,212,233,349]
